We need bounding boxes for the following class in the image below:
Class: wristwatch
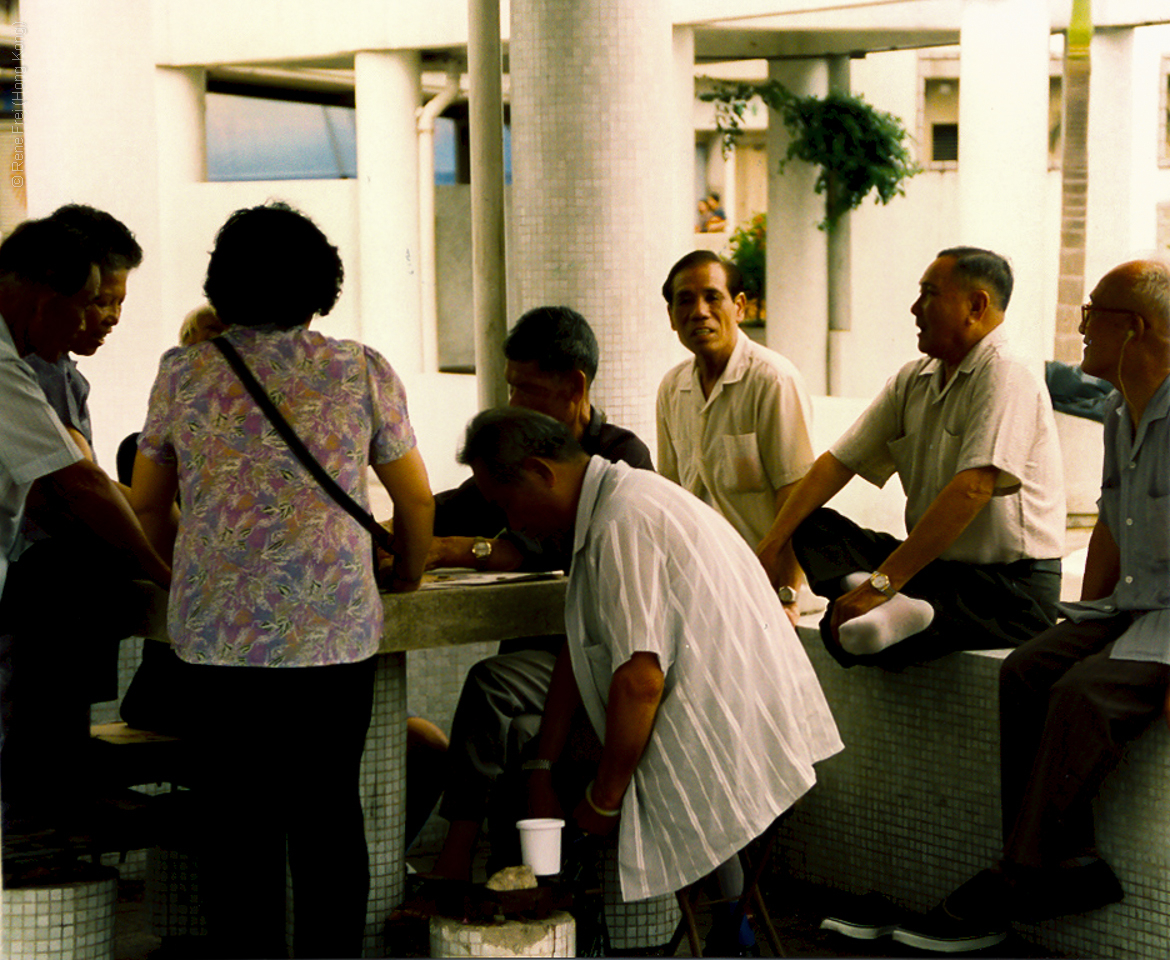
[868,571,897,599]
[777,585,799,605]
[471,538,493,563]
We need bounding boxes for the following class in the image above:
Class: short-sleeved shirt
[832,327,1065,564]
[565,458,842,901]
[25,353,92,450]
[1059,379,1170,663]
[656,333,814,548]
[139,324,416,668]
[0,316,83,599]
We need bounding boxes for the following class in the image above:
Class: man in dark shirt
[425,305,653,879]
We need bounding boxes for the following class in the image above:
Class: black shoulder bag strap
[210,336,396,556]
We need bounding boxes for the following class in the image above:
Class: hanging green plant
[727,211,767,308]
[700,80,920,229]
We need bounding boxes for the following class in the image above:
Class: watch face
[870,573,893,596]
[472,540,492,559]
[778,586,798,604]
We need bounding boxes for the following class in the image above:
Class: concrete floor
[109,868,1067,959]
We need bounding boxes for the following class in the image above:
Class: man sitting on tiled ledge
[757,246,1065,670]
[824,259,1170,954]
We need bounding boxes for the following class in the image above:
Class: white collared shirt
[0,315,83,599]
[656,333,814,548]
[564,458,842,901]
[831,328,1065,564]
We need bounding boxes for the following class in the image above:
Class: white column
[672,27,697,250]
[21,0,167,468]
[510,0,678,445]
[355,51,422,373]
[958,0,1051,363]
[1084,28,1135,289]
[468,0,509,410]
[766,58,829,395]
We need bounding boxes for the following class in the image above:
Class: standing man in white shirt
[657,250,814,624]
[757,247,1065,670]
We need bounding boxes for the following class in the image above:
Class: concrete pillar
[672,27,698,254]
[21,0,167,467]
[468,0,509,410]
[355,51,422,373]
[1085,28,1135,292]
[826,54,853,397]
[958,0,1051,364]
[766,58,829,395]
[510,0,679,444]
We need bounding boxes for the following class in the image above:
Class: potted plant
[727,212,767,322]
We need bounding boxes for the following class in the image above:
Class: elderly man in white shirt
[458,408,842,920]
[758,247,1065,670]
[657,250,815,624]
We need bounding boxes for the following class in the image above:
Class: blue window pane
[434,116,457,185]
[206,93,357,181]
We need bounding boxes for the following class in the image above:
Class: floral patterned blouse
[139,325,416,668]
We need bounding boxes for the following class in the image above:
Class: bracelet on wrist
[584,780,621,818]
[522,758,554,773]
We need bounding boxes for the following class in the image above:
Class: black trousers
[999,617,1169,868]
[0,538,147,815]
[792,508,1061,668]
[437,640,561,825]
[183,656,376,960]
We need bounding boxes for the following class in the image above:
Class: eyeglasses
[1081,304,1139,325]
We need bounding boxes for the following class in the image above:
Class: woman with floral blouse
[131,202,433,958]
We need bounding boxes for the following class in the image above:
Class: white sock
[837,571,935,656]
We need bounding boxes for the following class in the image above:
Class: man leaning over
[428,305,653,881]
[461,408,841,912]
[0,218,170,819]
[757,247,1064,668]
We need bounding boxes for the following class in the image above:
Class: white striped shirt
[565,458,843,901]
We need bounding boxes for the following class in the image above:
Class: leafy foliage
[700,80,920,229]
[727,212,766,303]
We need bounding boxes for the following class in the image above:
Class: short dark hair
[457,407,585,484]
[937,247,1013,311]
[504,306,599,384]
[661,249,743,303]
[48,204,143,273]
[203,201,343,327]
[0,218,95,296]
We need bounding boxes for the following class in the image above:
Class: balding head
[1082,259,1170,403]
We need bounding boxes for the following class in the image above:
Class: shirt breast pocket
[716,433,767,494]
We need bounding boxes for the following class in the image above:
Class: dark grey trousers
[792,508,1061,668]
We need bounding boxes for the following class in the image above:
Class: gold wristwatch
[868,571,897,598]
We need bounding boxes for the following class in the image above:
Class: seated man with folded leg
[426,306,653,879]
[757,247,1065,669]
[828,260,1170,953]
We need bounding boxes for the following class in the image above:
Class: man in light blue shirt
[0,217,169,818]
[891,259,1170,953]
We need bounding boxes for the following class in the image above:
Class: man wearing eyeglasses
[757,247,1065,669]
[886,261,1170,951]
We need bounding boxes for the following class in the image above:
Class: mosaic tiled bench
[781,626,1170,960]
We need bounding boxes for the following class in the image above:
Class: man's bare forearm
[590,652,664,810]
[758,452,855,586]
[48,458,171,586]
[875,466,998,591]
